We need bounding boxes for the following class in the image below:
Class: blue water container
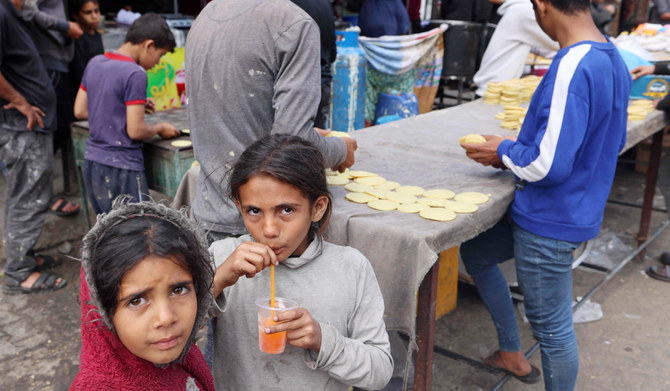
[327,29,365,132]
[375,91,419,124]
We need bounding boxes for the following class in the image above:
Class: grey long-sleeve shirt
[185,0,347,235]
[210,235,393,391]
[21,0,74,72]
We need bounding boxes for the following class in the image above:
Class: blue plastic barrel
[375,91,419,123]
[327,30,365,132]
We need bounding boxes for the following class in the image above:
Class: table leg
[637,129,665,247]
[414,261,439,391]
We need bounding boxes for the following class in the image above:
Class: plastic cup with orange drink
[255,297,298,354]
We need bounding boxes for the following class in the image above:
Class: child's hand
[213,242,278,295]
[266,308,322,352]
[630,65,654,80]
[158,123,180,139]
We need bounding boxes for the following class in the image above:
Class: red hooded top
[70,268,215,390]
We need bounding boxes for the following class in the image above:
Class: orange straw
[270,264,275,308]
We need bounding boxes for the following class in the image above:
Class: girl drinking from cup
[71,200,214,391]
[210,134,393,390]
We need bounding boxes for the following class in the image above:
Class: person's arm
[496,87,590,186]
[300,258,393,390]
[20,1,83,38]
[271,18,353,170]
[73,87,88,119]
[126,104,179,140]
[0,71,44,130]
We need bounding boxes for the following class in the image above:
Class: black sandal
[3,273,67,295]
[32,253,63,271]
[49,196,80,217]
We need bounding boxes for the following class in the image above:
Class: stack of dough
[496,106,527,131]
[627,99,655,121]
[483,82,503,104]
[499,80,522,107]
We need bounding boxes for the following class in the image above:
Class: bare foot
[486,350,533,377]
[51,197,80,214]
[20,271,64,289]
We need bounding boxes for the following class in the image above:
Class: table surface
[325,99,669,339]
[72,107,192,151]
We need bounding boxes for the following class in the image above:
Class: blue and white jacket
[497,40,631,242]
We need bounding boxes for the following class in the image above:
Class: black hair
[91,215,211,318]
[69,0,98,15]
[533,0,590,14]
[229,134,332,239]
[124,12,176,52]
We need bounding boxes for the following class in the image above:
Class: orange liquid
[258,318,287,354]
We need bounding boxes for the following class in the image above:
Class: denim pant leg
[0,130,53,282]
[512,222,580,391]
[460,215,520,351]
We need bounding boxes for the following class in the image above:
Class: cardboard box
[630,75,670,100]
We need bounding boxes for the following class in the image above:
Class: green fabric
[365,66,416,122]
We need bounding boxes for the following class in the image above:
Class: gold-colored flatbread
[396,185,425,196]
[454,192,490,204]
[385,192,418,204]
[171,140,192,148]
[375,181,400,191]
[444,200,479,213]
[324,130,351,138]
[367,199,400,211]
[419,207,456,222]
[417,197,445,207]
[345,192,377,204]
[422,189,456,199]
[180,128,190,134]
[337,171,353,179]
[397,203,429,214]
[326,175,349,186]
[459,134,486,145]
[325,168,338,176]
[355,176,386,186]
[348,170,377,178]
[344,182,374,193]
[365,189,390,199]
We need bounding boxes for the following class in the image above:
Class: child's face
[111,254,197,364]
[237,175,328,262]
[139,41,169,71]
[75,1,100,33]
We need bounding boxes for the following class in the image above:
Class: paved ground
[0,151,669,391]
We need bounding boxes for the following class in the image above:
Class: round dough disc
[325,168,338,176]
[171,140,192,148]
[444,200,479,213]
[365,189,389,199]
[396,185,425,196]
[375,181,400,190]
[345,182,374,193]
[422,189,455,199]
[419,208,456,222]
[454,192,490,204]
[397,203,429,214]
[367,199,400,211]
[459,134,486,145]
[345,192,377,204]
[180,128,190,134]
[337,171,353,179]
[348,170,377,178]
[385,192,418,204]
[417,197,445,207]
[326,175,349,186]
[355,176,386,186]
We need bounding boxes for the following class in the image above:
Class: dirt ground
[0,152,668,391]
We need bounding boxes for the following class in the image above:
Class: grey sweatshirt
[21,0,74,72]
[185,0,347,235]
[209,235,393,391]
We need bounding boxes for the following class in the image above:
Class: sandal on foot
[50,196,80,217]
[484,351,542,384]
[3,273,67,295]
[32,253,63,271]
[647,265,670,283]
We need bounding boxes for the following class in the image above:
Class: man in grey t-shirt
[185,0,356,239]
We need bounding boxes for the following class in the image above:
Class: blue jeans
[461,214,581,391]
